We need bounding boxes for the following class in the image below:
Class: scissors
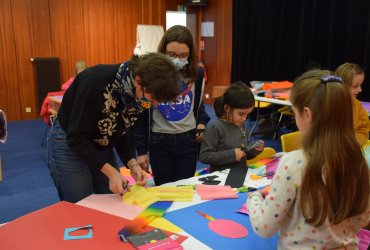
[122,180,129,192]
[143,164,153,176]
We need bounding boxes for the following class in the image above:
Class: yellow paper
[148,217,183,234]
[123,185,159,208]
[147,186,193,202]
[123,185,193,209]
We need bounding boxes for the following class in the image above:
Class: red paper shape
[208,219,248,238]
[0,201,186,250]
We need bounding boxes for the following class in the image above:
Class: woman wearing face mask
[135,25,210,185]
[47,53,180,203]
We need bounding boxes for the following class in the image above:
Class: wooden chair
[362,140,370,149]
[247,147,277,165]
[280,131,301,152]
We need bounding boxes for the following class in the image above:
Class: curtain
[232,0,370,101]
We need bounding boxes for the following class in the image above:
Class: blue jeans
[47,118,119,203]
[149,130,198,185]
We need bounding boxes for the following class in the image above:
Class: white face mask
[171,58,188,70]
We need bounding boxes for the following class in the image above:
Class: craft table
[0,169,278,250]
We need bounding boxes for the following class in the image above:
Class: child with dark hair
[247,69,369,249]
[199,82,264,172]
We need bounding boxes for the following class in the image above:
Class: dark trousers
[47,118,119,203]
[149,130,198,186]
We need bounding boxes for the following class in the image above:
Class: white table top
[254,95,291,106]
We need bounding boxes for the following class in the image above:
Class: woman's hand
[101,163,130,195]
[235,148,246,161]
[195,124,206,143]
[127,159,148,186]
[137,154,150,172]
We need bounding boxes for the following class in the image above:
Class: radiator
[31,57,61,112]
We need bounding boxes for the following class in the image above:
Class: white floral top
[247,149,370,250]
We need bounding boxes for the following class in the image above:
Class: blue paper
[64,224,93,240]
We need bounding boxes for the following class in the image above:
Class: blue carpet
[0,105,284,223]
[0,119,60,223]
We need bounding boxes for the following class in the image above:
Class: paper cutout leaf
[208,219,248,238]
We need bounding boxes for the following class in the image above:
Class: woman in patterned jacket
[47,53,180,203]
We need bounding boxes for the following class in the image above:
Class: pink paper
[76,194,143,220]
[266,158,280,179]
[208,219,248,238]
[236,204,249,215]
[120,167,153,185]
[357,228,370,250]
[196,184,238,200]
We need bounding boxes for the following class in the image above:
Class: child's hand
[255,140,264,151]
[235,148,246,161]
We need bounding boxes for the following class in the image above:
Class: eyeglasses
[166,51,189,61]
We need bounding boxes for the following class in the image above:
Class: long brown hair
[291,69,369,226]
[157,25,198,82]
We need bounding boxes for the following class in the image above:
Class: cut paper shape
[147,186,193,202]
[250,171,274,180]
[198,175,221,185]
[120,167,153,185]
[148,217,183,234]
[196,210,248,238]
[224,166,248,188]
[236,204,249,215]
[208,219,248,238]
[244,167,272,188]
[123,185,160,208]
[123,185,193,209]
[249,157,277,168]
[118,201,173,242]
[265,158,280,179]
[196,184,238,200]
[64,224,92,240]
[77,194,183,234]
[195,167,209,176]
[0,201,186,249]
[77,194,142,220]
[262,185,271,194]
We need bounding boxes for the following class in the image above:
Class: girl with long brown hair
[247,69,369,249]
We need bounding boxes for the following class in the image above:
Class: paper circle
[208,219,248,238]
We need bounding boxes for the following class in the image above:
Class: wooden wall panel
[114,0,136,62]
[0,0,22,121]
[0,0,169,121]
[165,0,233,104]
[83,0,116,65]
[12,0,52,119]
[49,0,86,83]
[2,0,228,121]
[199,0,233,104]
